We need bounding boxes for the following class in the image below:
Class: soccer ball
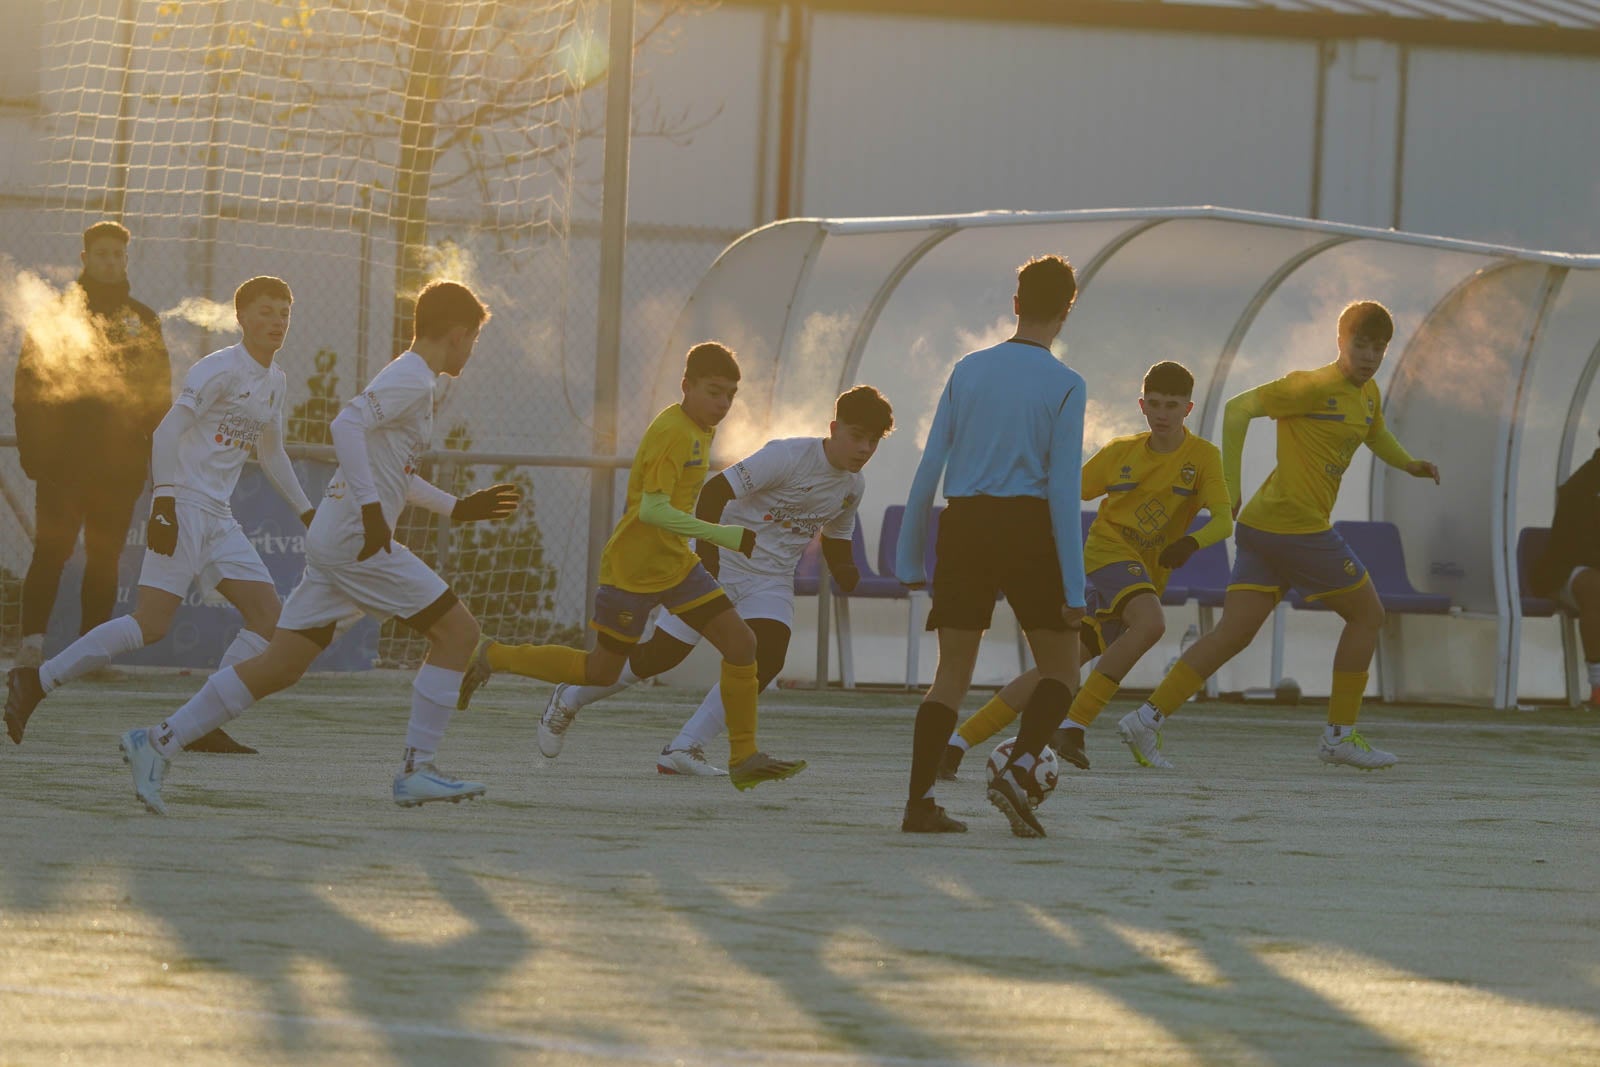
[985,737,1059,808]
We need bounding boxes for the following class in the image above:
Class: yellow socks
[956,694,1018,748]
[1329,670,1368,727]
[1067,670,1120,728]
[722,659,760,765]
[1149,659,1205,717]
[487,643,589,685]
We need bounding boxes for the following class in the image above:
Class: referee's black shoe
[901,797,967,833]
[4,667,45,744]
[986,765,1046,838]
[1051,727,1089,770]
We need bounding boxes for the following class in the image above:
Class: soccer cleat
[1317,729,1399,770]
[393,763,488,807]
[4,666,46,744]
[538,684,579,758]
[936,744,965,781]
[120,728,170,816]
[901,797,967,833]
[986,766,1046,838]
[456,635,494,710]
[182,728,258,755]
[1051,726,1090,770]
[1117,707,1174,769]
[729,751,807,791]
[656,744,726,776]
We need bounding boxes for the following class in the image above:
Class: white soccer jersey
[718,437,864,580]
[172,343,289,518]
[307,351,436,565]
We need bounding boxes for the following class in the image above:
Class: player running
[535,385,893,776]
[456,342,807,791]
[939,361,1231,776]
[6,276,317,754]
[118,281,520,814]
[1121,301,1439,770]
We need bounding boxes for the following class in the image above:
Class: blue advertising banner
[43,461,379,670]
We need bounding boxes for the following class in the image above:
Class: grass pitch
[2,670,1598,1066]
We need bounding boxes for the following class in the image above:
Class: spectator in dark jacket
[12,221,170,666]
[1530,437,1600,705]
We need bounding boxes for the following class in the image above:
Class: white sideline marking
[0,983,965,1067]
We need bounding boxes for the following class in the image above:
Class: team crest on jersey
[1180,462,1196,486]
[1343,559,1357,577]
[1325,396,1338,408]
[1127,563,1144,577]
[841,493,856,511]
[1367,397,1376,414]
[1121,465,1133,476]
[686,440,704,469]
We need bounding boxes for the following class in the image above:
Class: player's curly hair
[414,280,490,340]
[234,275,292,314]
[1016,255,1077,321]
[1338,301,1394,345]
[835,385,894,438]
[1143,361,1195,397]
[684,341,740,383]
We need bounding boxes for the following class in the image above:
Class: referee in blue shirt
[896,255,1087,837]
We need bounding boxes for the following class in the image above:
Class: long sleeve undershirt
[329,405,379,507]
[149,405,192,497]
[639,491,749,550]
[256,411,314,516]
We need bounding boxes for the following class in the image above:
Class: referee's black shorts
[926,495,1068,633]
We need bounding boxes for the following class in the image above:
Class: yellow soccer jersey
[599,404,714,593]
[1239,362,1384,535]
[1081,428,1229,589]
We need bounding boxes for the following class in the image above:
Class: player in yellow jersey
[938,362,1231,776]
[456,342,806,791]
[1120,302,1439,770]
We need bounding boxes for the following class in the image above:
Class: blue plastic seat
[1516,527,1561,618]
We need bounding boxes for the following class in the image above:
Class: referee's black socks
[1015,677,1073,761]
[910,701,958,801]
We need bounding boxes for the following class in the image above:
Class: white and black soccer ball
[985,737,1059,809]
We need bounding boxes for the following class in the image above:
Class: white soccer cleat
[120,728,170,816]
[1318,729,1398,770]
[1117,707,1174,769]
[392,763,488,807]
[655,744,727,776]
[538,684,579,758]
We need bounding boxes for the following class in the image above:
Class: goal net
[8,0,604,662]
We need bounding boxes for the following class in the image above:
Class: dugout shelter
[654,207,1600,708]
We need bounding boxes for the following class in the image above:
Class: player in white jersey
[5,277,315,753]
[117,281,520,815]
[538,386,895,775]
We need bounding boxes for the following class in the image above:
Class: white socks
[1325,723,1349,742]
[566,666,640,710]
[152,667,256,757]
[219,629,270,670]
[404,664,462,771]
[39,615,144,692]
[1139,703,1163,727]
[947,733,971,752]
[669,684,728,751]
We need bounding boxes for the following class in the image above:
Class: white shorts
[1558,565,1595,612]
[654,568,794,643]
[138,502,272,597]
[278,543,451,632]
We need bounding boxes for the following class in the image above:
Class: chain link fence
[0,196,739,663]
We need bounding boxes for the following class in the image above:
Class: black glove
[695,538,721,578]
[300,508,317,528]
[833,565,861,594]
[1157,535,1200,570]
[147,497,178,556]
[357,502,392,561]
[738,528,756,557]
[452,483,521,523]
